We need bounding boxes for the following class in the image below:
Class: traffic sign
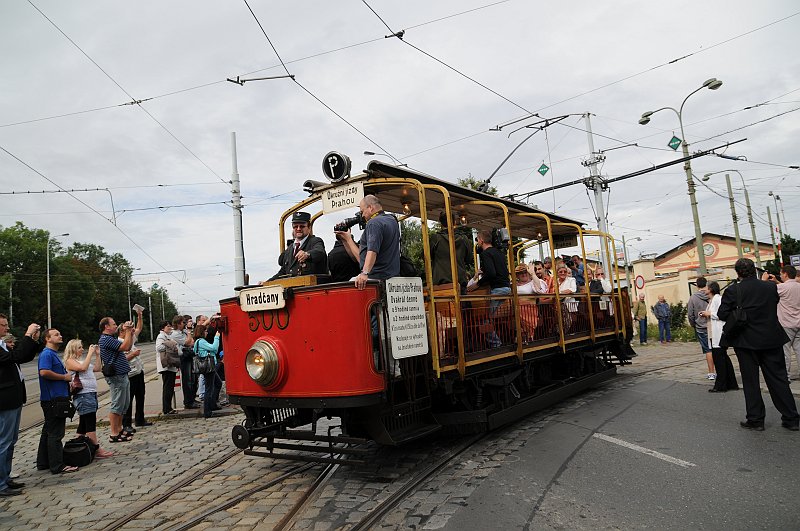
[790,254,800,266]
[322,151,351,182]
[538,163,549,176]
[668,136,682,150]
[634,275,645,290]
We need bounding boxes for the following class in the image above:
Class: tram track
[101,447,245,531]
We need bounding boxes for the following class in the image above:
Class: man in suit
[0,315,44,496]
[270,211,327,280]
[718,258,800,431]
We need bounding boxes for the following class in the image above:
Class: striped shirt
[99,333,130,375]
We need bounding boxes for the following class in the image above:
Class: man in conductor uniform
[717,258,800,431]
[270,212,327,280]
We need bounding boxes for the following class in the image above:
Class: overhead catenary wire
[0,144,212,303]
[361,0,534,116]
[240,0,401,164]
[27,0,230,186]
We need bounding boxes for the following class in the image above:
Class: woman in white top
[556,265,578,332]
[156,321,180,415]
[63,340,114,457]
[700,281,739,392]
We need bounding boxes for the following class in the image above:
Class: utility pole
[741,181,761,268]
[7,274,11,327]
[581,113,609,273]
[231,132,246,287]
[622,235,632,304]
[148,294,154,343]
[767,206,778,262]
[723,174,743,258]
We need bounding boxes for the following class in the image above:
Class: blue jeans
[696,329,710,354]
[488,287,512,347]
[658,320,671,342]
[0,407,22,491]
[638,318,647,344]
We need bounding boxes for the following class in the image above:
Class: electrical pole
[148,294,154,343]
[724,174,743,258]
[582,113,609,273]
[231,132,246,287]
[768,206,778,262]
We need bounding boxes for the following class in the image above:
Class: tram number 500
[248,309,289,332]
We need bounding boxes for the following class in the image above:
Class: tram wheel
[232,424,251,449]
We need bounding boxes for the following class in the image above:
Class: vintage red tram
[220,157,635,463]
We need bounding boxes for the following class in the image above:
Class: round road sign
[634,275,645,290]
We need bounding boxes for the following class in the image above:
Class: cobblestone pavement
[2,341,795,530]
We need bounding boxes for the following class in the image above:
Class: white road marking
[593,433,697,468]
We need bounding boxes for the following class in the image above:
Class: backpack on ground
[63,435,96,467]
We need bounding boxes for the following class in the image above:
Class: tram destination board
[239,285,285,312]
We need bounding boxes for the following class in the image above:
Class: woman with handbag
[64,340,115,455]
[155,321,181,415]
[192,324,221,418]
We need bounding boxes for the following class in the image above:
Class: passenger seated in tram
[515,264,545,341]
[588,267,613,327]
[430,211,473,294]
[556,264,579,332]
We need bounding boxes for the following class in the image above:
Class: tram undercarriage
[230,339,629,464]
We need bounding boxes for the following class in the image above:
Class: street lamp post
[639,78,723,275]
[769,191,784,240]
[46,233,69,329]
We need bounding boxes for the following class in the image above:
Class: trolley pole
[231,132,247,287]
[582,113,609,273]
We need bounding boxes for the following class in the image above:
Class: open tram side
[220,159,636,463]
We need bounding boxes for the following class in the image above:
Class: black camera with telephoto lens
[334,211,366,232]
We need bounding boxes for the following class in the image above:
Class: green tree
[764,234,798,275]
[0,222,179,342]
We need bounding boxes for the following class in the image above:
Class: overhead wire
[241,0,401,163]
[0,144,212,303]
[27,0,230,186]
[361,0,534,116]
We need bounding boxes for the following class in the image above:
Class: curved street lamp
[639,78,724,274]
[46,233,69,328]
[768,191,784,240]
[703,170,758,266]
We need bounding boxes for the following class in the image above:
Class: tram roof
[355,161,585,242]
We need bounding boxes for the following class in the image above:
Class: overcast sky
[2,0,798,315]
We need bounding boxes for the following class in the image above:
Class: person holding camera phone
[0,317,43,496]
[36,328,77,473]
[98,317,135,443]
[123,306,149,434]
[63,341,114,458]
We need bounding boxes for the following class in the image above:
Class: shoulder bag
[722,283,748,338]
[101,349,118,378]
[192,341,216,374]
[51,395,77,419]
[69,372,83,396]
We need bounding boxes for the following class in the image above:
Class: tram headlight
[245,340,281,387]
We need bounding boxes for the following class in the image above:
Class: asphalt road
[445,376,799,530]
[19,342,158,430]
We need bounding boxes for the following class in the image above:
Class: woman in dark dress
[702,281,739,392]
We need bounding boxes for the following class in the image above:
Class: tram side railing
[428,289,626,372]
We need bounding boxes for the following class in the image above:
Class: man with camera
[36,328,77,473]
[0,317,43,495]
[270,211,327,280]
[762,265,800,379]
[336,195,400,289]
[98,317,136,442]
